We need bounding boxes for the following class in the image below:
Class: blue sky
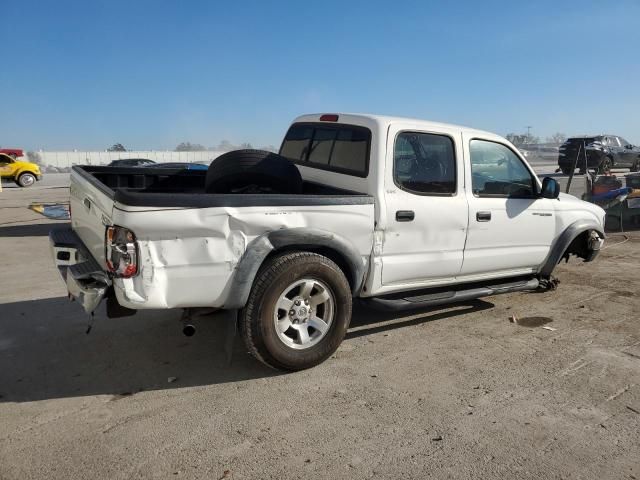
[1,0,639,150]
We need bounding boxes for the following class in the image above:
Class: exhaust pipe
[182,324,196,337]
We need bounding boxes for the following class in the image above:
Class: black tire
[205,149,302,194]
[16,172,36,187]
[560,166,572,175]
[239,252,352,371]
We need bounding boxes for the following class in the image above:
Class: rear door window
[393,132,457,195]
[280,123,371,177]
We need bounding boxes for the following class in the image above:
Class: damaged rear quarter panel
[110,203,374,309]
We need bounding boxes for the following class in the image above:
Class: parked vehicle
[0,153,42,187]
[0,148,24,158]
[145,162,209,170]
[50,113,605,371]
[558,135,640,175]
[107,158,156,167]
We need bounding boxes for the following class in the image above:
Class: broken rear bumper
[49,227,111,314]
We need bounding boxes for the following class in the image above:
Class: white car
[50,113,605,370]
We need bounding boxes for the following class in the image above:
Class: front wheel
[16,172,36,187]
[239,252,352,371]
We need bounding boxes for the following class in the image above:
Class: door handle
[396,210,415,222]
[476,211,491,222]
[83,198,92,210]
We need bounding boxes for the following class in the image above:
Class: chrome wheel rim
[21,174,35,186]
[273,278,335,350]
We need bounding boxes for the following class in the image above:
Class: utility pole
[525,126,532,142]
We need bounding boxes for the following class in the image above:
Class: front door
[381,125,468,288]
[460,136,555,278]
[616,136,638,168]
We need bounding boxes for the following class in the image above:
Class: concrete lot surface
[1,174,639,479]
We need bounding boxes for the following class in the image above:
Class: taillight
[105,226,138,278]
[320,114,339,122]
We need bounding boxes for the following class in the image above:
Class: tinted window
[394,132,456,195]
[470,140,535,197]
[280,125,313,161]
[308,128,336,165]
[331,128,368,172]
[280,123,370,176]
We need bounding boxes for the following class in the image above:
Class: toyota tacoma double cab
[50,113,606,370]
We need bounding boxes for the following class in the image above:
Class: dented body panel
[85,197,374,310]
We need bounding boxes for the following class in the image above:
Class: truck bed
[74,166,374,208]
[68,165,375,310]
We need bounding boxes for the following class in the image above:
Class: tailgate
[69,167,115,265]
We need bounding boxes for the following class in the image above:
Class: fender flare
[223,228,367,309]
[15,168,37,180]
[537,219,604,277]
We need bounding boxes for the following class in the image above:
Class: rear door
[460,136,555,277]
[69,169,115,264]
[380,123,468,287]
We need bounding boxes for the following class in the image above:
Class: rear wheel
[239,252,352,371]
[560,166,572,175]
[16,172,36,187]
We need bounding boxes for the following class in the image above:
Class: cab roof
[293,112,501,140]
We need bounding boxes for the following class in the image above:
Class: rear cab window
[280,123,371,177]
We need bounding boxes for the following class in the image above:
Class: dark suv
[558,135,640,174]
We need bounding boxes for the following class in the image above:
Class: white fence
[35,150,226,169]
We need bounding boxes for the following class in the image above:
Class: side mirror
[625,144,633,150]
[540,177,560,199]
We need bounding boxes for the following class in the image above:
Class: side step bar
[364,278,539,311]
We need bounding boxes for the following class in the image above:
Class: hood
[16,160,41,170]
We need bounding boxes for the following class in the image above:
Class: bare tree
[26,151,42,164]
[107,143,127,152]
[214,140,235,151]
[546,132,566,145]
[506,133,528,146]
[175,142,206,152]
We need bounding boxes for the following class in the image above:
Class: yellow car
[0,153,42,187]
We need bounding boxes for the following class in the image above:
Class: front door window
[470,140,536,197]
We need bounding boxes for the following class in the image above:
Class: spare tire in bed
[205,149,303,194]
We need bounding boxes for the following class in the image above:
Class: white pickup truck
[50,113,605,370]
